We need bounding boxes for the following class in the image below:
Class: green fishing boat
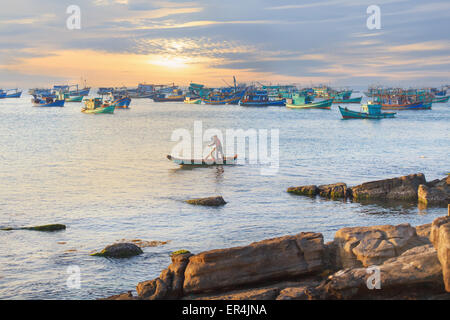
[82,98,115,114]
[65,95,84,102]
[286,98,333,109]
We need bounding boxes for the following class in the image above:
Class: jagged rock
[183,232,324,294]
[351,173,426,201]
[287,185,318,196]
[1,224,66,232]
[191,287,280,300]
[333,223,424,269]
[418,177,449,206]
[415,223,432,244]
[137,252,192,299]
[91,243,143,258]
[312,244,445,299]
[430,216,450,292]
[185,196,227,206]
[318,183,348,198]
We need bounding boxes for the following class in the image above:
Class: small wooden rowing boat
[286,99,333,109]
[167,154,238,165]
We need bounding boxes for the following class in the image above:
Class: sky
[0,0,449,88]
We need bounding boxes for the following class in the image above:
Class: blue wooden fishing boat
[286,97,333,109]
[339,103,395,119]
[332,96,362,104]
[3,89,22,98]
[32,95,65,107]
[110,95,131,108]
[432,96,449,103]
[239,90,285,106]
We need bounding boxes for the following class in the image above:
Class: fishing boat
[339,103,396,119]
[64,95,84,102]
[286,98,333,109]
[167,154,238,166]
[152,88,185,102]
[32,94,65,107]
[380,102,429,110]
[4,89,22,98]
[82,98,115,114]
[110,95,131,108]
[432,96,449,103]
[201,90,245,105]
[184,97,202,104]
[239,90,286,107]
[332,97,362,104]
[0,90,5,99]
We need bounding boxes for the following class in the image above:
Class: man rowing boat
[207,135,224,161]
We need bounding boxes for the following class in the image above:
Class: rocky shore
[106,212,450,300]
[104,173,449,300]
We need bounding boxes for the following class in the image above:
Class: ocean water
[0,92,448,299]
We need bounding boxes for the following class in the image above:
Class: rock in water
[91,243,143,258]
[318,183,348,199]
[185,196,227,206]
[418,177,450,206]
[287,185,318,196]
[183,232,324,294]
[351,173,426,201]
[430,216,450,292]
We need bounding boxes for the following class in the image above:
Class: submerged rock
[1,224,66,232]
[91,243,143,258]
[318,183,348,199]
[350,173,426,201]
[430,216,450,292]
[185,196,227,206]
[287,185,318,196]
[418,177,449,206]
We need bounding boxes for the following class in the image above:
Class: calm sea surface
[0,92,448,299]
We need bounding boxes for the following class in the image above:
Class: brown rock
[351,173,426,201]
[418,178,450,206]
[287,185,318,196]
[313,244,445,299]
[185,196,227,206]
[333,223,422,268]
[430,216,450,292]
[91,242,143,258]
[183,232,324,294]
[136,252,192,299]
[318,183,348,198]
[101,291,136,300]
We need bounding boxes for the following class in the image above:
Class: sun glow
[148,56,191,69]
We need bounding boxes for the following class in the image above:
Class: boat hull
[5,91,22,98]
[332,97,362,104]
[184,98,202,104]
[339,106,396,119]
[381,102,430,110]
[432,96,449,103]
[286,99,333,109]
[81,105,115,114]
[111,97,131,108]
[65,96,83,102]
[153,96,185,102]
[239,99,286,107]
[33,100,65,107]
[167,154,238,165]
